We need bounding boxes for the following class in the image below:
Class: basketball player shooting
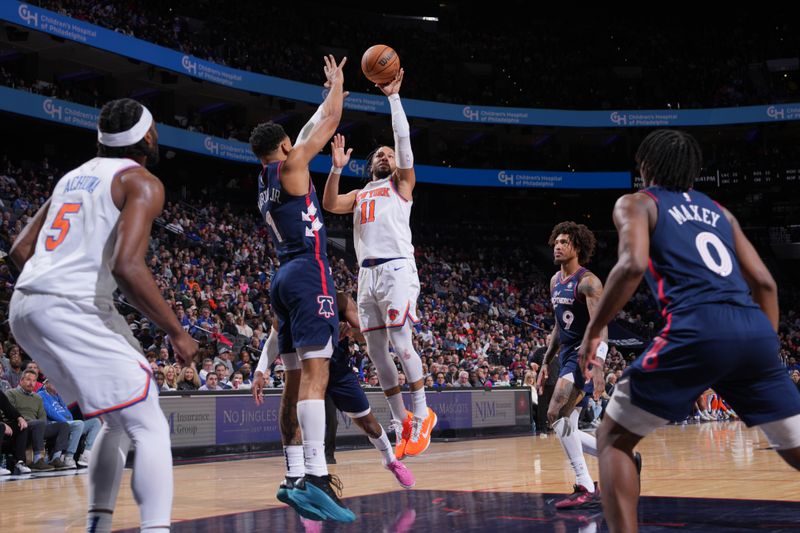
[322,68,437,460]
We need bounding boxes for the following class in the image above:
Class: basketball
[361,44,400,85]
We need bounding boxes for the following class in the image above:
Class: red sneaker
[554,482,602,509]
[390,411,413,460]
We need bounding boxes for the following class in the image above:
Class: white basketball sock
[571,407,598,457]
[284,445,305,478]
[297,399,328,477]
[410,388,428,420]
[368,427,396,466]
[553,417,595,492]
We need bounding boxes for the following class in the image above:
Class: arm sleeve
[388,94,413,169]
[256,327,279,375]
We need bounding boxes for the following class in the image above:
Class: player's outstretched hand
[331,133,353,169]
[377,68,404,96]
[323,54,347,87]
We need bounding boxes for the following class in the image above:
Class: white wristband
[596,341,609,361]
[330,165,343,175]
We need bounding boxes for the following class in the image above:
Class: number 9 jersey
[551,267,591,360]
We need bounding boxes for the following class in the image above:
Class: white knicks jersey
[353,177,414,263]
[15,157,141,301]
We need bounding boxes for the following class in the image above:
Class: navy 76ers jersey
[257,161,328,263]
[551,267,591,358]
[641,186,758,316]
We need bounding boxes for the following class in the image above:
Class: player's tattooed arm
[537,323,559,394]
[579,274,608,343]
[541,323,560,367]
[542,273,561,367]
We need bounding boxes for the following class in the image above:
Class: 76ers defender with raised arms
[250,55,355,523]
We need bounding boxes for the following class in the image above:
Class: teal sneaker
[291,474,356,523]
[277,477,324,521]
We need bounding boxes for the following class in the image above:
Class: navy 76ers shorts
[327,346,370,415]
[625,304,800,426]
[270,255,339,353]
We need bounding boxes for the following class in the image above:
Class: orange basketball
[361,45,400,86]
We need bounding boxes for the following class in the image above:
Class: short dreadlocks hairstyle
[548,221,596,265]
[249,122,288,158]
[96,98,151,159]
[635,129,702,192]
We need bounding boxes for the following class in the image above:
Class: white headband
[97,105,153,147]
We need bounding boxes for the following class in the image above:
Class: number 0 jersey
[15,157,139,302]
[353,176,414,263]
[641,186,758,316]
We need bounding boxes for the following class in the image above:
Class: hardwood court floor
[0,421,797,532]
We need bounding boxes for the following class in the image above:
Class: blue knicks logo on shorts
[317,295,335,318]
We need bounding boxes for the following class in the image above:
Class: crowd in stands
[30,1,800,110]
[2,154,800,474]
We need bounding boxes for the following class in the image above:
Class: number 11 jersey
[353,176,414,263]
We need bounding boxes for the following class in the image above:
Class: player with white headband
[10,98,195,532]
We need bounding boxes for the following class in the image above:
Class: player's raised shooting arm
[724,207,779,331]
[110,169,185,339]
[283,56,347,194]
[579,274,608,344]
[323,133,359,214]
[378,69,415,198]
[9,198,51,271]
[585,193,651,338]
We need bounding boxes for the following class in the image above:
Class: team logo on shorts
[317,295,335,318]
[388,308,400,322]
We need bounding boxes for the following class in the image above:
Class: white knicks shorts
[357,258,420,332]
[10,291,153,419]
